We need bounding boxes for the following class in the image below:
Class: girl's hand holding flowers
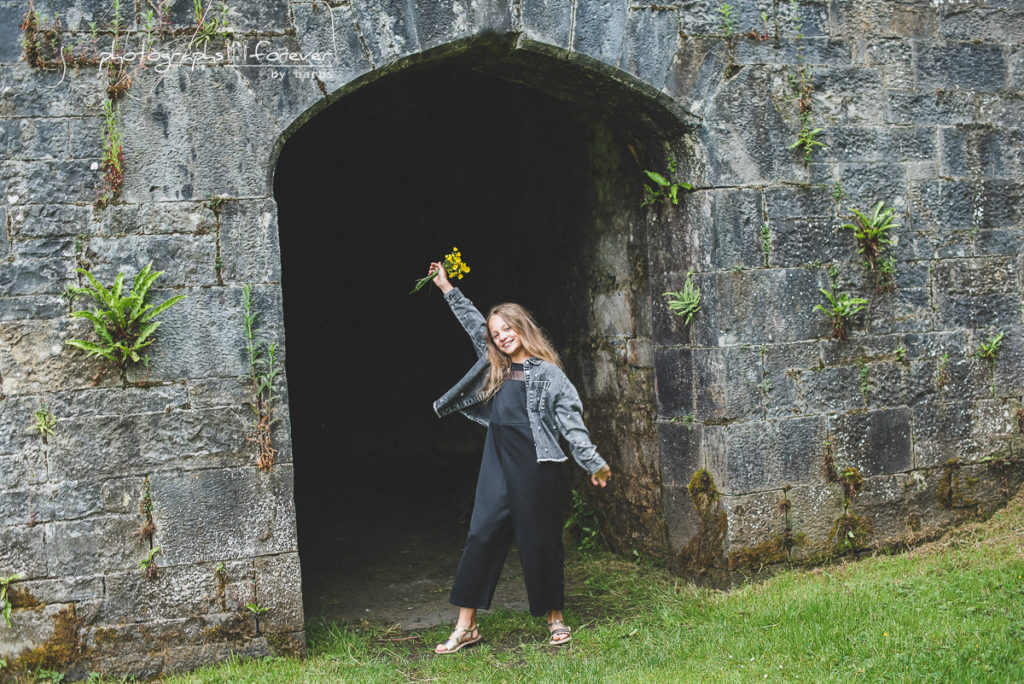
[591,465,612,488]
[411,247,470,294]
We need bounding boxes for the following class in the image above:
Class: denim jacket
[433,288,608,476]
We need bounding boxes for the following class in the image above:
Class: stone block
[99,565,224,625]
[866,39,914,90]
[1012,45,1024,90]
[866,287,933,335]
[0,118,69,160]
[350,0,422,67]
[647,195,707,279]
[760,341,823,418]
[886,90,978,126]
[0,449,48,485]
[830,407,912,476]
[573,0,629,67]
[732,37,851,68]
[592,290,634,337]
[721,489,787,552]
[45,383,188,419]
[0,63,107,119]
[619,7,679,91]
[770,219,858,268]
[9,575,104,606]
[1,159,102,204]
[48,406,252,481]
[705,416,827,494]
[150,465,297,566]
[837,163,907,211]
[0,317,114,395]
[977,179,1024,229]
[701,188,765,269]
[0,601,75,662]
[0,484,54,527]
[8,203,94,239]
[519,0,572,48]
[51,476,145,522]
[976,229,1024,257]
[82,234,218,289]
[765,185,834,220]
[254,552,303,634]
[692,268,831,347]
[68,116,102,161]
[217,198,282,284]
[289,2,375,97]
[186,376,250,409]
[0,1,26,64]
[653,346,692,417]
[913,399,1019,468]
[47,514,143,576]
[940,126,1021,180]
[992,328,1024,397]
[0,524,48,577]
[662,483,700,552]
[917,43,1006,92]
[118,68,281,202]
[785,482,844,559]
[0,255,74,296]
[692,346,762,423]
[657,419,702,487]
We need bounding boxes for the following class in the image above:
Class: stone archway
[269,34,696,623]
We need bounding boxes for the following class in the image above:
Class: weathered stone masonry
[1,0,1022,678]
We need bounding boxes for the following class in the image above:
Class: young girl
[428,262,612,654]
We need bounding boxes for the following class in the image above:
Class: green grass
[135,493,1024,682]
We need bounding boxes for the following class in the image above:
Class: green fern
[66,261,184,377]
[663,270,702,326]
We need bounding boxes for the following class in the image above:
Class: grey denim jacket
[432,288,608,476]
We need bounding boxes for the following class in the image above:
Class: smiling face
[489,313,528,362]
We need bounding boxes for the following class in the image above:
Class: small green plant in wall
[25,403,56,444]
[814,287,867,341]
[65,262,185,382]
[138,547,160,580]
[242,285,281,471]
[641,153,691,208]
[1,573,24,628]
[843,201,899,292]
[663,270,702,326]
[974,330,1004,397]
[717,2,737,39]
[245,603,268,615]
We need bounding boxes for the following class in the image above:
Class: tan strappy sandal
[434,624,482,654]
[547,620,572,646]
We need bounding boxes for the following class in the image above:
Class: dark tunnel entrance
[273,41,685,625]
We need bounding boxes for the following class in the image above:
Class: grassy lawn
[148,493,1024,681]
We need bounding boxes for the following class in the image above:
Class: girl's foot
[434,624,481,654]
[547,620,572,646]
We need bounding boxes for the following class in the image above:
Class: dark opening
[273,41,678,624]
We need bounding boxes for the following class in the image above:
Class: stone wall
[0,0,1021,678]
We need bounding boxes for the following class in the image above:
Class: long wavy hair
[482,303,562,399]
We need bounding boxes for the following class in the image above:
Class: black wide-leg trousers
[449,421,564,617]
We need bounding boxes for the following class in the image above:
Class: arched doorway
[272,36,691,625]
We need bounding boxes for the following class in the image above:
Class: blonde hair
[482,303,562,399]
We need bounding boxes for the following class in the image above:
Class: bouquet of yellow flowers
[410,247,470,293]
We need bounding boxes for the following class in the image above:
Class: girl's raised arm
[432,263,488,359]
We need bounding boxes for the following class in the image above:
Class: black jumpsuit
[448,363,564,617]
